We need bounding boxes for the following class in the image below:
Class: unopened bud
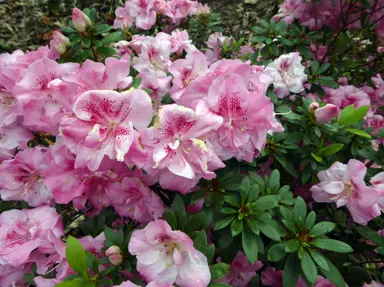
[72,8,91,33]
[315,104,339,124]
[52,31,70,55]
[109,254,123,266]
[106,245,121,256]
[308,102,319,113]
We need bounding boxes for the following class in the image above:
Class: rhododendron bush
[1,0,384,286]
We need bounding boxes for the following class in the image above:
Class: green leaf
[268,243,286,262]
[101,31,123,45]
[251,35,268,43]
[56,278,86,287]
[298,45,312,59]
[23,273,35,285]
[314,76,338,88]
[318,144,344,156]
[311,239,353,253]
[279,37,294,46]
[311,60,320,75]
[269,170,280,190]
[339,105,370,126]
[66,236,88,279]
[208,283,232,287]
[95,46,116,58]
[311,152,323,163]
[165,209,177,230]
[231,218,243,237]
[274,153,298,177]
[304,211,317,229]
[279,206,296,232]
[309,222,335,237]
[221,207,238,214]
[357,226,384,246]
[224,193,241,207]
[345,128,372,139]
[104,227,117,244]
[284,239,300,253]
[173,195,186,217]
[308,249,329,271]
[301,250,318,284]
[214,215,236,231]
[256,219,281,241]
[283,254,300,287]
[319,257,346,287]
[131,77,142,89]
[254,195,279,211]
[242,227,259,263]
[316,63,331,75]
[293,196,307,223]
[210,263,229,280]
[86,251,99,273]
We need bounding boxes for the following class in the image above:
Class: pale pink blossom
[138,72,172,104]
[140,102,224,193]
[167,0,198,24]
[109,177,165,223]
[216,251,262,287]
[0,206,63,266]
[72,89,152,171]
[0,147,53,207]
[363,281,384,287]
[310,159,380,225]
[326,86,371,109]
[0,125,33,150]
[365,114,384,144]
[0,263,31,287]
[169,29,196,55]
[51,31,70,55]
[128,219,210,286]
[206,32,230,50]
[126,0,157,30]
[196,3,210,15]
[113,2,134,29]
[265,52,307,98]
[72,8,92,32]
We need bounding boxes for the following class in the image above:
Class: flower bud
[106,245,121,256]
[52,31,70,55]
[308,102,319,113]
[72,8,91,32]
[109,254,123,266]
[314,104,339,124]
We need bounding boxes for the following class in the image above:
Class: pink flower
[265,52,307,98]
[169,30,196,55]
[109,177,165,223]
[140,102,224,193]
[0,147,53,207]
[169,50,208,101]
[127,0,157,30]
[248,66,274,95]
[326,86,371,109]
[365,114,384,144]
[363,281,384,287]
[72,8,92,32]
[310,44,328,62]
[196,3,211,15]
[310,159,379,225]
[51,31,70,55]
[167,0,198,24]
[0,263,31,287]
[0,125,33,150]
[261,267,307,287]
[314,276,337,287]
[206,73,282,162]
[216,251,262,287]
[72,89,152,171]
[138,72,171,104]
[128,219,210,286]
[79,232,106,259]
[114,281,140,287]
[13,57,79,134]
[314,104,339,124]
[0,206,63,266]
[206,32,230,50]
[273,0,305,24]
[147,282,174,287]
[113,2,134,29]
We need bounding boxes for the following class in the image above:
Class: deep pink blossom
[0,263,31,287]
[314,104,339,124]
[273,0,305,24]
[0,147,53,206]
[109,177,165,223]
[128,219,210,286]
[326,86,371,109]
[0,206,63,266]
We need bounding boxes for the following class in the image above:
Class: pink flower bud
[72,8,91,32]
[314,104,339,124]
[52,31,70,55]
[109,254,123,266]
[308,102,319,113]
[106,245,121,256]
[377,46,384,54]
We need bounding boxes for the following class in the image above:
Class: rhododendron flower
[310,44,328,62]
[265,52,307,98]
[0,125,32,150]
[0,263,31,287]
[273,0,305,24]
[138,72,171,104]
[216,251,262,287]
[206,73,283,162]
[72,8,91,32]
[169,50,208,101]
[109,177,165,223]
[196,3,210,15]
[13,57,79,133]
[365,114,384,144]
[126,0,157,30]
[261,267,307,287]
[72,89,152,171]
[141,102,224,193]
[128,219,210,286]
[363,281,384,287]
[167,0,198,24]
[0,147,53,206]
[310,159,380,225]
[169,29,196,55]
[0,206,63,266]
[326,86,371,109]
[314,104,339,124]
[113,2,134,29]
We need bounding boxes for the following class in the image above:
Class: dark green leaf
[274,153,298,177]
[283,254,300,287]
[96,47,116,58]
[301,250,318,284]
[86,251,99,273]
[268,243,286,262]
[56,278,86,287]
[319,257,346,287]
[309,222,335,237]
[293,196,307,223]
[173,195,186,217]
[311,60,320,74]
[214,215,236,231]
[221,207,238,214]
[254,195,279,211]
[357,226,384,246]
[284,239,300,253]
[257,219,281,241]
[242,227,259,263]
[101,31,123,45]
[165,209,177,230]
[318,144,344,156]
[308,249,329,271]
[208,283,232,287]
[210,263,229,280]
[314,76,338,88]
[231,218,243,237]
[311,239,353,253]
[304,211,317,229]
